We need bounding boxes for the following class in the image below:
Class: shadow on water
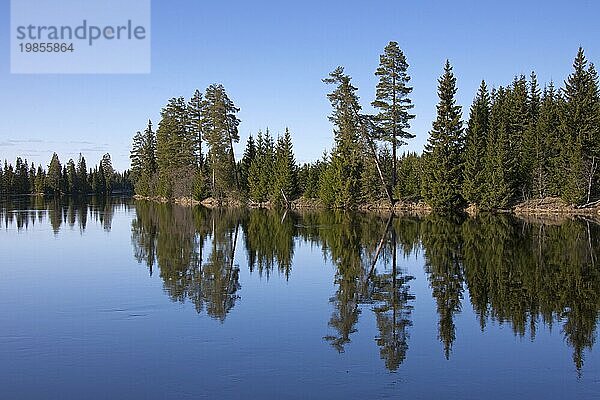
[2,196,600,374]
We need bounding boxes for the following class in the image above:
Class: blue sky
[1,0,599,171]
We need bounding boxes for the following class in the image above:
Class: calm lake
[1,197,599,399]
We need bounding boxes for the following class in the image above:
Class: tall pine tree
[372,42,415,196]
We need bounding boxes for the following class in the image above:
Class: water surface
[1,197,599,399]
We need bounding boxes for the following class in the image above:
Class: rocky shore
[133,195,600,219]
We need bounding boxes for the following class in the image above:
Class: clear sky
[1,0,599,171]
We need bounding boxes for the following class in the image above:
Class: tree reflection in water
[127,200,600,373]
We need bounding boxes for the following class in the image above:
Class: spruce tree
[130,130,144,182]
[77,154,88,194]
[539,83,563,197]
[34,165,45,194]
[14,157,30,194]
[240,134,256,193]
[522,72,542,198]
[272,128,298,206]
[66,159,77,194]
[47,153,62,195]
[372,42,415,195]
[506,76,530,201]
[560,47,600,204]
[187,89,205,168]
[482,87,512,209]
[422,61,465,212]
[321,66,364,208]
[397,152,422,199]
[29,163,36,194]
[462,80,490,205]
[248,129,275,202]
[248,130,266,201]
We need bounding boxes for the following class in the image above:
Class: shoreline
[132,195,600,219]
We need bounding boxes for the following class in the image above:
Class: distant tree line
[0,152,132,196]
[130,45,600,211]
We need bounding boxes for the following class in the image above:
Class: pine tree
[462,80,490,205]
[422,61,465,211]
[47,153,62,195]
[372,42,415,195]
[320,66,364,208]
[156,97,193,196]
[201,84,241,197]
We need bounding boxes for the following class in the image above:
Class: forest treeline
[130,45,600,211]
[0,152,132,196]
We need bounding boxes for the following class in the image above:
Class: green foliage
[46,153,63,195]
[560,47,600,204]
[248,130,275,202]
[239,134,256,193]
[272,128,299,206]
[462,81,490,205]
[298,153,327,199]
[422,61,465,212]
[396,152,422,199]
[202,84,241,198]
[372,41,415,191]
[320,67,364,208]
[481,87,512,209]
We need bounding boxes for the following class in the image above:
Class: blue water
[1,198,599,399]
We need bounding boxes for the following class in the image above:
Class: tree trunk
[586,156,596,204]
[392,75,397,193]
[280,188,290,209]
[359,119,393,204]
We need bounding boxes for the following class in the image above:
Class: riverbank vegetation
[3,44,597,213]
[128,44,600,213]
